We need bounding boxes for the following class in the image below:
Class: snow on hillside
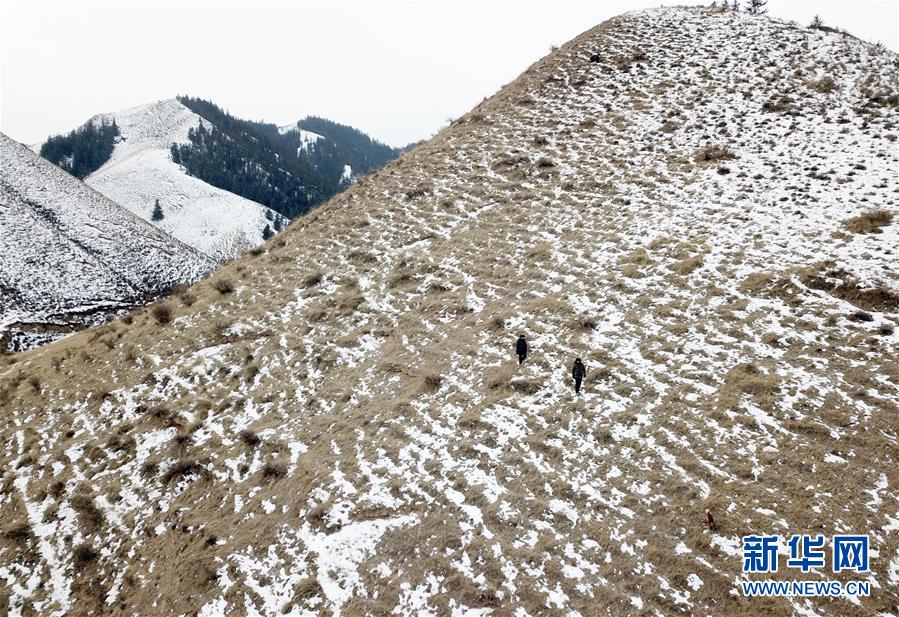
[0,132,214,351]
[80,99,280,262]
[1,7,898,617]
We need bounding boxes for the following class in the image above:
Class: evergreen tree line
[172,96,404,219]
[40,118,120,179]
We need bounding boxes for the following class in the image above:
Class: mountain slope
[2,7,898,616]
[0,132,215,351]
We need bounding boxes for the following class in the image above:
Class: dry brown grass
[842,210,893,234]
[807,75,838,93]
[802,266,899,312]
[693,144,735,163]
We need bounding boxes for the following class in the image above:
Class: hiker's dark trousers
[574,377,582,393]
[518,353,527,365]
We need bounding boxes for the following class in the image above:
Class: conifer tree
[746,0,767,13]
[262,224,273,240]
[151,199,164,221]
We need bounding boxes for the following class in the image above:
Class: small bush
[73,543,98,565]
[212,279,235,294]
[807,76,837,93]
[388,271,414,288]
[510,379,541,395]
[535,157,556,168]
[694,145,735,163]
[71,494,104,531]
[239,429,261,447]
[173,432,192,447]
[849,310,874,322]
[2,522,32,544]
[303,271,324,287]
[404,186,429,200]
[179,290,197,306]
[161,460,207,484]
[140,460,159,477]
[152,304,173,324]
[422,374,442,392]
[879,324,895,336]
[762,96,794,113]
[262,462,287,479]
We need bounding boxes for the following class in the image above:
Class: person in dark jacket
[572,358,587,394]
[516,335,529,365]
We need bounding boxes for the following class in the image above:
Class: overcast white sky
[1,0,896,147]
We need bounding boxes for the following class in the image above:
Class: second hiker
[571,357,587,394]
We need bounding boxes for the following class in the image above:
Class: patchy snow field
[1,7,897,616]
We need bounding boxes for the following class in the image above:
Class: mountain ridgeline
[171,96,405,218]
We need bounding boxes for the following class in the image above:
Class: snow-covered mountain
[67,99,281,262]
[2,7,897,616]
[39,99,404,262]
[0,132,215,351]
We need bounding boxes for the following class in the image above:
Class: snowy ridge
[1,7,897,616]
[0,132,214,350]
[80,99,279,262]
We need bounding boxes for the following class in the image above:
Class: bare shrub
[73,543,99,566]
[510,379,542,395]
[421,374,443,392]
[212,279,235,294]
[161,460,208,485]
[152,304,173,324]
[1,522,32,544]
[303,271,324,287]
[405,186,430,200]
[262,461,287,480]
[71,493,104,532]
[849,310,873,323]
[762,95,795,113]
[694,145,735,163]
[179,290,198,306]
[807,76,837,93]
[239,429,261,448]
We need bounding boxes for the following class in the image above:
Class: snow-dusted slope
[81,99,280,261]
[0,132,215,350]
[2,8,898,617]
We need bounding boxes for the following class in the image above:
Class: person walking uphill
[571,358,587,394]
[516,335,529,365]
